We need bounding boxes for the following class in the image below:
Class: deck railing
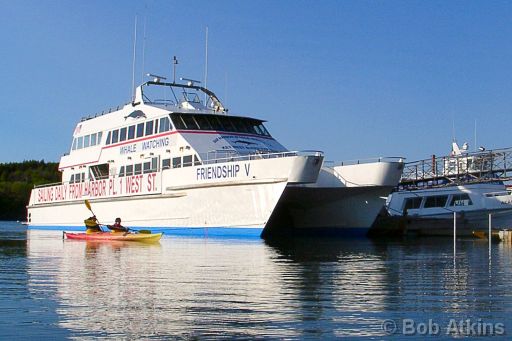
[401,146,512,186]
[323,157,404,168]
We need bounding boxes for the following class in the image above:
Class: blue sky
[2,1,512,163]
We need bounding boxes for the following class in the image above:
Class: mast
[204,26,209,105]
[131,16,138,101]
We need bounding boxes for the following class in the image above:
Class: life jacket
[84,218,99,228]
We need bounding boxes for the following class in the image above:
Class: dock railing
[401,146,512,187]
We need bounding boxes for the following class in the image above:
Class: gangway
[400,146,512,189]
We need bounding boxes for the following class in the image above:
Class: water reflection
[17,230,512,338]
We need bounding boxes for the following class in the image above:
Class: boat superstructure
[387,142,512,234]
[28,78,324,237]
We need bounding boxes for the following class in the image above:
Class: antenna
[204,26,209,104]
[147,73,167,83]
[451,118,455,142]
[141,15,147,86]
[474,119,477,152]
[131,16,138,101]
[180,77,201,86]
[172,56,178,83]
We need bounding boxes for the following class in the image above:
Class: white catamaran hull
[263,160,404,237]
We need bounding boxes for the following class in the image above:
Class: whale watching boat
[386,142,512,235]
[27,74,403,238]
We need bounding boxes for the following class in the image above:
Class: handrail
[200,150,323,165]
[324,157,405,167]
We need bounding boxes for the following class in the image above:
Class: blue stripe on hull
[27,226,370,238]
[27,225,264,239]
[289,227,370,238]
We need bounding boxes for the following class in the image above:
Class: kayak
[64,231,163,243]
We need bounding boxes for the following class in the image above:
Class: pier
[400,145,512,189]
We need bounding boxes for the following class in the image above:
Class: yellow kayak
[64,231,163,243]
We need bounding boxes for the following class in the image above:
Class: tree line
[0,161,60,221]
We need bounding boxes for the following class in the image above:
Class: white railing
[324,157,404,167]
[200,150,323,165]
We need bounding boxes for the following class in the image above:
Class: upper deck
[57,79,293,183]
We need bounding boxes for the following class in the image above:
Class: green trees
[0,161,60,221]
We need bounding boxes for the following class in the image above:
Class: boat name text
[196,163,251,181]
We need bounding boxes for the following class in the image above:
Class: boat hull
[387,183,512,235]
[263,160,404,237]
[64,232,163,243]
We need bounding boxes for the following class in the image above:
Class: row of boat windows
[118,157,159,177]
[118,155,201,177]
[67,154,203,183]
[69,172,86,184]
[72,113,270,152]
[403,194,473,211]
[171,113,271,136]
[106,117,172,145]
[72,132,103,151]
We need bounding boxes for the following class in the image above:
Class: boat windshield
[170,113,271,137]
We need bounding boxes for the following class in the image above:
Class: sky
[1,0,512,164]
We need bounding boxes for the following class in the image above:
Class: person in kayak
[108,217,128,233]
[84,215,102,233]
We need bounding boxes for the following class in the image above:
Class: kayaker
[108,217,128,233]
[84,215,101,233]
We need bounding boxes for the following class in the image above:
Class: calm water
[1,221,512,339]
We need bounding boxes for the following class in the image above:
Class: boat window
[128,125,135,140]
[119,127,127,142]
[162,158,171,169]
[106,131,111,145]
[72,138,77,151]
[154,119,159,134]
[112,130,119,144]
[134,164,142,175]
[424,195,448,208]
[136,123,144,138]
[208,115,224,131]
[258,124,270,136]
[97,132,103,144]
[183,155,193,167]
[77,136,84,149]
[91,133,97,146]
[145,121,154,136]
[151,157,158,171]
[450,194,473,206]
[195,115,213,130]
[172,115,187,129]
[231,117,249,133]
[160,117,171,132]
[84,135,90,148]
[194,155,201,166]
[126,165,134,176]
[172,157,181,168]
[89,163,109,180]
[182,115,199,130]
[119,166,125,177]
[143,161,151,174]
[403,197,422,212]
[69,174,75,183]
[219,116,235,131]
